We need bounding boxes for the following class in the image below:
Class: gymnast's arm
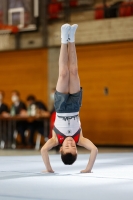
[77,131,98,173]
[41,132,58,173]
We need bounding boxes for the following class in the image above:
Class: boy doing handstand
[41,24,98,173]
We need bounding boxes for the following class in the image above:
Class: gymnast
[41,24,98,173]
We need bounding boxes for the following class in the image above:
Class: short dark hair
[61,152,77,165]
[26,95,36,102]
[12,90,20,96]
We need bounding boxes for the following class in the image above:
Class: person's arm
[19,102,28,116]
[36,101,50,117]
[19,109,28,116]
[78,131,98,173]
[41,134,58,173]
[1,111,10,117]
[1,104,10,117]
[41,110,50,117]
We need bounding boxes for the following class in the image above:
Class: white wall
[48,17,133,46]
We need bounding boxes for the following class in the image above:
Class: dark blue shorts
[54,88,82,113]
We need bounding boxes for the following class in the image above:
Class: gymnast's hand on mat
[42,169,54,173]
[80,169,92,173]
[77,132,98,173]
[41,137,58,174]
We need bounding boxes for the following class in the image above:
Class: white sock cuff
[61,24,71,44]
[68,24,78,43]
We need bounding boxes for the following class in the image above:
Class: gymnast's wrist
[47,166,53,171]
[85,167,91,173]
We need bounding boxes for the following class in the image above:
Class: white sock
[61,24,71,44]
[68,24,78,43]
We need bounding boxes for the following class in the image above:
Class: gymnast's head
[60,137,77,165]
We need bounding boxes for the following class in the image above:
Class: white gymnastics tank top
[54,112,81,136]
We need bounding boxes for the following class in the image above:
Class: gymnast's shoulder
[77,129,90,145]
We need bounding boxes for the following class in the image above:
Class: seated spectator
[0,90,9,116]
[95,5,105,20]
[109,1,123,18]
[0,90,9,148]
[26,95,50,148]
[69,0,78,7]
[48,0,63,19]
[119,1,133,17]
[10,90,27,148]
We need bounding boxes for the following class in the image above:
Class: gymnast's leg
[56,24,70,94]
[68,25,80,94]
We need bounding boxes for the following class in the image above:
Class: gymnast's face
[60,137,77,154]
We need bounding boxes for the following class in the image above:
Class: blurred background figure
[10,90,27,148]
[0,90,9,148]
[0,90,9,117]
[49,88,60,152]
[10,90,27,116]
[26,95,50,149]
[49,88,56,139]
